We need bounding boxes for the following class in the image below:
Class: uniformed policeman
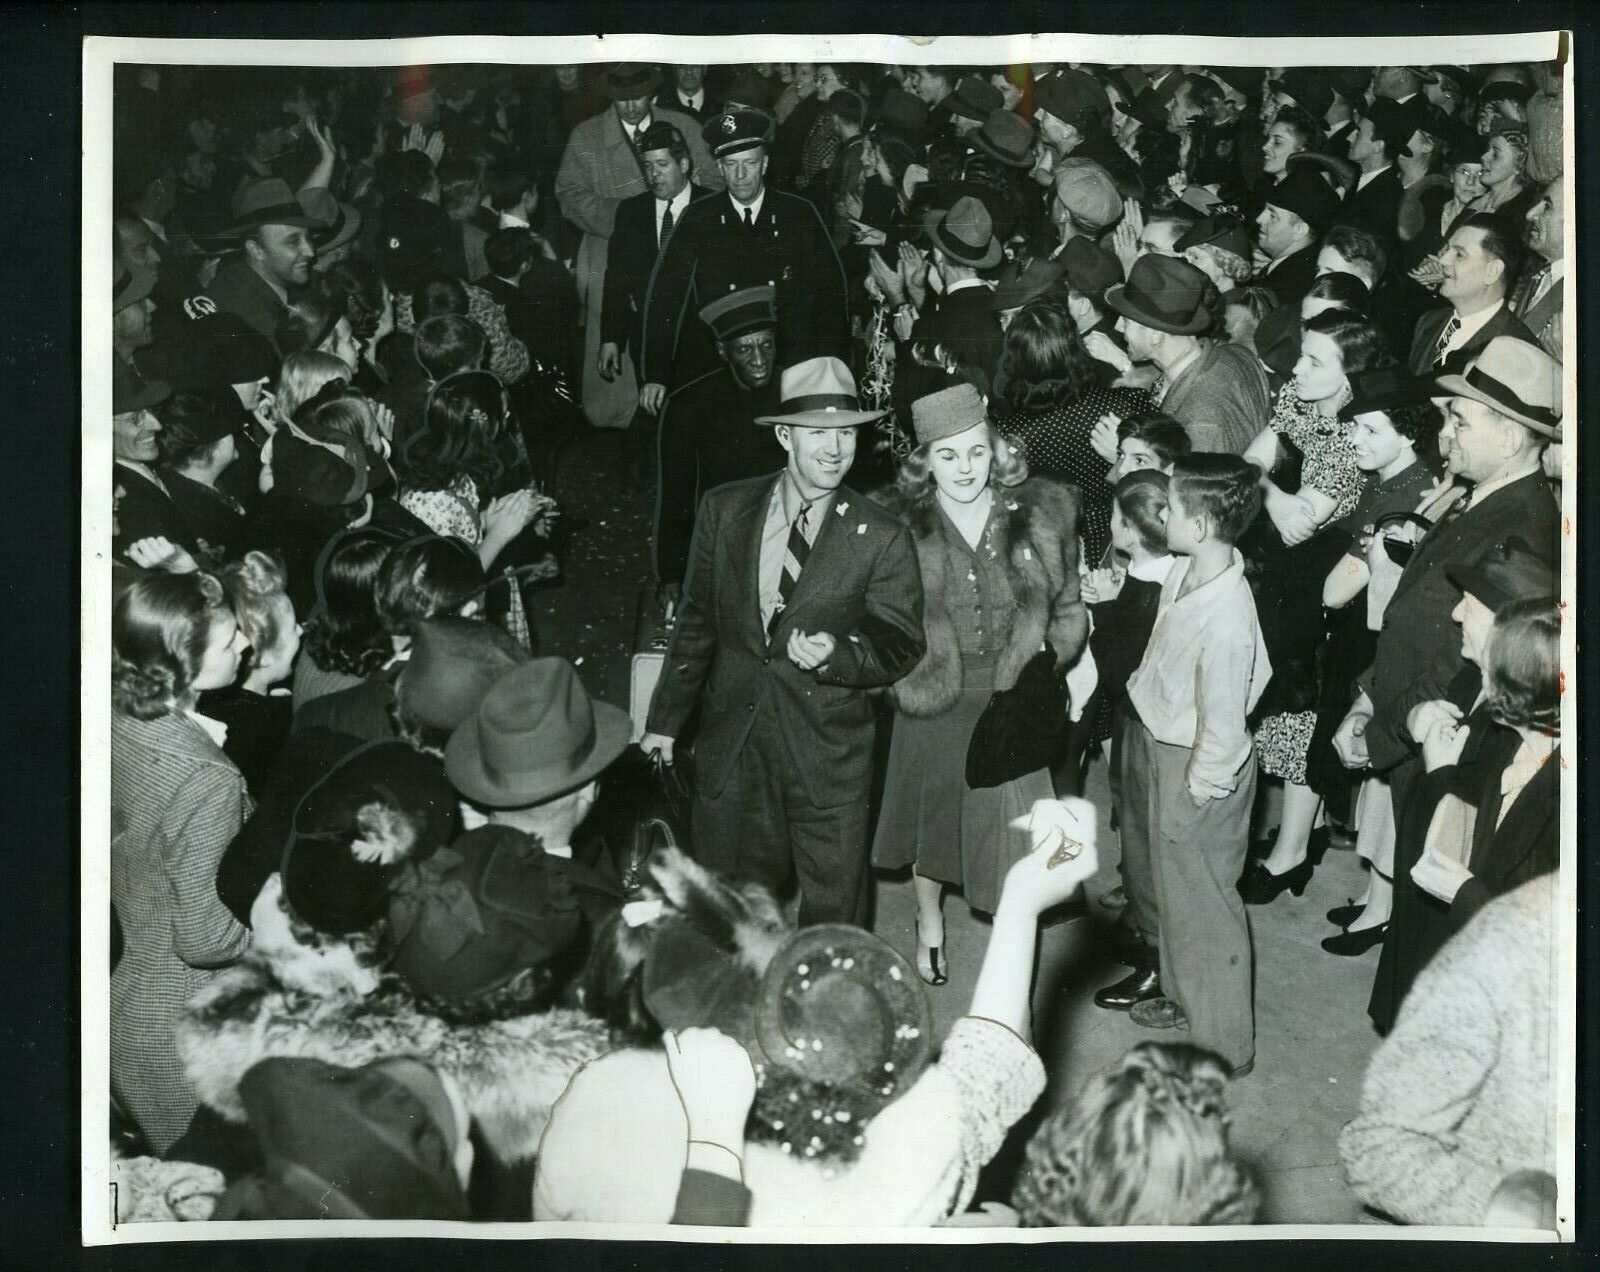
[653,284,786,603]
[637,107,849,419]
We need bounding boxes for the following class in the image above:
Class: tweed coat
[554,102,721,429]
[872,477,1089,718]
[111,709,253,1154]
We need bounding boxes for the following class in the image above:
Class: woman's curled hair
[402,368,516,494]
[112,571,232,719]
[220,551,293,679]
[273,351,352,430]
[300,528,398,677]
[997,301,1102,414]
[373,536,487,637]
[893,421,1028,503]
[1483,597,1560,733]
[1012,1041,1260,1227]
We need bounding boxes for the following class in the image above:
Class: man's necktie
[1432,313,1462,367]
[769,501,813,637]
[743,206,755,230]
[658,205,674,255]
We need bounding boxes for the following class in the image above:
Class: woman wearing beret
[111,570,253,1153]
[870,382,1088,983]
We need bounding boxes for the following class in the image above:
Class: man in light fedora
[641,356,924,925]
[1331,335,1560,1030]
[1103,253,1269,454]
[446,657,633,868]
[207,178,328,341]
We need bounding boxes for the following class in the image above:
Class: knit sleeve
[1337,963,1510,1225]
[939,1016,1048,1215]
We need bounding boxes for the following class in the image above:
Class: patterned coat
[111,710,253,1153]
[555,103,721,429]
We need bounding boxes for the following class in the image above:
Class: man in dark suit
[1341,98,1410,242]
[653,285,785,602]
[598,122,710,385]
[1254,164,1339,307]
[207,178,324,342]
[656,64,720,123]
[1331,336,1561,1027]
[479,228,580,383]
[638,108,849,422]
[903,195,1005,395]
[1406,214,1536,376]
[640,358,925,925]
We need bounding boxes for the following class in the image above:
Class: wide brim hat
[1477,79,1535,108]
[445,657,632,808]
[1206,66,1261,100]
[1034,67,1112,131]
[1114,87,1169,133]
[970,108,1036,168]
[1175,213,1254,262]
[924,194,1003,269]
[1431,65,1484,96]
[1357,96,1420,156]
[600,63,662,101]
[112,357,170,414]
[1057,234,1123,302]
[1445,535,1555,612]
[282,739,459,936]
[755,356,886,428]
[753,925,933,1090]
[238,1057,468,1221]
[1433,335,1563,439]
[702,107,777,158]
[1252,304,1302,378]
[1103,253,1216,336]
[947,75,1004,123]
[1267,161,1346,232]
[143,311,279,392]
[1338,364,1433,420]
[387,824,585,1001]
[299,186,362,255]
[877,86,931,136]
[698,284,778,344]
[156,386,244,445]
[225,177,326,237]
[1268,68,1334,120]
[992,254,1070,312]
[114,265,157,314]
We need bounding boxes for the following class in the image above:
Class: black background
[9,2,1596,1267]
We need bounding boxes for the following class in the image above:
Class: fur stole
[871,478,1085,718]
[176,957,607,1165]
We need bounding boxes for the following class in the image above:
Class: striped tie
[1432,313,1462,367]
[769,501,813,637]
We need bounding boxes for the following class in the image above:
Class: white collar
[1355,164,1393,192]
[944,277,994,294]
[730,189,767,223]
[1450,298,1505,346]
[1128,553,1177,583]
[1466,462,1540,510]
[497,209,530,229]
[679,89,704,110]
[622,114,653,141]
[183,710,229,748]
[656,185,692,217]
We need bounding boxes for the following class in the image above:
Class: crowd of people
[106,55,1565,1230]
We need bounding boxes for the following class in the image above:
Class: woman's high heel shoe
[915,916,948,986]
[1238,857,1314,905]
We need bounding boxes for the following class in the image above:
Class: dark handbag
[965,643,1067,790]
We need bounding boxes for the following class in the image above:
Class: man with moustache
[638,108,849,423]
[1510,177,1563,360]
[653,286,787,604]
[640,357,924,926]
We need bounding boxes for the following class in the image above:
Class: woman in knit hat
[869,382,1088,982]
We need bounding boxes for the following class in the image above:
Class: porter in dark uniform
[639,108,849,412]
[653,285,785,591]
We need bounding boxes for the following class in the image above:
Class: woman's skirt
[872,658,1054,916]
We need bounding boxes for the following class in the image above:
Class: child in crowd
[1082,471,1179,1008]
[1119,455,1271,1074]
[1110,410,1192,483]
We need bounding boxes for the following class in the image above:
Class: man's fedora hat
[1434,335,1563,439]
[1114,87,1169,133]
[114,266,157,315]
[1268,68,1334,120]
[1057,235,1123,303]
[1206,66,1261,100]
[299,186,362,256]
[702,107,776,159]
[946,76,1004,123]
[992,254,1069,313]
[970,108,1036,168]
[226,178,326,237]
[1266,163,1345,233]
[444,658,631,809]
[1446,536,1555,613]
[1103,254,1217,336]
[924,194,1003,269]
[1034,67,1111,131]
[1176,213,1254,262]
[112,357,170,414]
[600,63,662,101]
[877,87,930,136]
[754,357,886,428]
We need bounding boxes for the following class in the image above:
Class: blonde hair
[893,421,1028,502]
[273,350,352,429]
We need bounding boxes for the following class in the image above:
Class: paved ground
[531,427,1386,1225]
